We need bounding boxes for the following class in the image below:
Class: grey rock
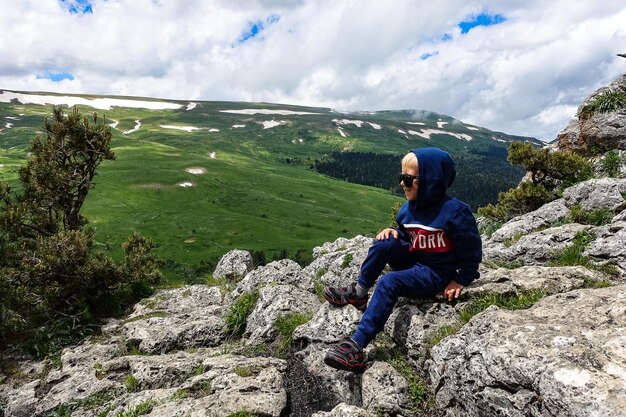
[562,178,626,211]
[484,223,590,265]
[293,302,362,344]
[361,361,411,415]
[586,221,626,276]
[466,265,606,297]
[556,73,626,152]
[305,235,372,288]
[487,199,569,244]
[213,249,253,280]
[111,286,225,354]
[386,301,460,367]
[312,402,374,417]
[427,285,626,417]
[244,284,320,344]
[231,259,313,300]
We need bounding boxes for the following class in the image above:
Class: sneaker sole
[324,354,366,374]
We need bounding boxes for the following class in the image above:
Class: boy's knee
[371,236,403,253]
[376,273,399,294]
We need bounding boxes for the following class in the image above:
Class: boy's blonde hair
[401,152,418,171]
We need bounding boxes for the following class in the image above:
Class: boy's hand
[376,228,399,240]
[443,280,464,301]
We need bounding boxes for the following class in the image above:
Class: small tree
[0,106,160,354]
[20,106,115,233]
[478,142,592,223]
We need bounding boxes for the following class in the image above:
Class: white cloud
[0,0,625,141]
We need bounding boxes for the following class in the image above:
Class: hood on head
[411,147,456,208]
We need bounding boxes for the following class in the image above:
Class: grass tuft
[274,312,312,355]
[581,89,626,118]
[224,291,259,337]
[569,205,613,226]
[459,289,546,323]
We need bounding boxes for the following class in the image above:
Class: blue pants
[352,237,450,348]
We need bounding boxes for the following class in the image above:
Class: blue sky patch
[459,12,506,34]
[37,72,75,82]
[59,0,93,14]
[420,51,439,60]
[238,14,280,44]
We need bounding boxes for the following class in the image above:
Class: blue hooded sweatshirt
[395,148,482,286]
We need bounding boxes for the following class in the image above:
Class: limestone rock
[213,249,253,280]
[230,259,313,300]
[486,199,569,244]
[484,223,591,265]
[361,361,411,415]
[110,286,225,354]
[293,302,362,344]
[562,178,626,211]
[312,402,374,417]
[427,285,626,417]
[294,343,362,406]
[586,220,626,275]
[466,265,607,297]
[244,284,320,344]
[305,235,372,288]
[556,73,626,152]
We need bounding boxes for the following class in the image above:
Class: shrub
[478,142,592,222]
[0,106,161,355]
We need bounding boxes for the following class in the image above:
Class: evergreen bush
[478,142,592,223]
[0,106,161,355]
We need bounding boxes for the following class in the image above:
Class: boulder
[213,249,253,280]
[361,361,412,416]
[230,259,314,300]
[293,302,362,344]
[109,286,225,354]
[484,223,591,265]
[312,402,374,417]
[304,235,372,288]
[562,178,626,211]
[427,285,626,417]
[244,284,320,344]
[586,220,626,275]
[556,73,626,152]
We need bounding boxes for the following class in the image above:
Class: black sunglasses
[398,173,419,188]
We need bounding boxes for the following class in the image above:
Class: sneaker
[323,283,368,311]
[324,339,366,373]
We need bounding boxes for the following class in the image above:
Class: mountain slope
[0,89,539,278]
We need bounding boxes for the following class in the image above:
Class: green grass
[459,290,546,323]
[123,374,140,392]
[116,399,156,417]
[569,206,613,226]
[547,230,594,267]
[224,291,259,337]
[273,312,312,355]
[581,89,626,118]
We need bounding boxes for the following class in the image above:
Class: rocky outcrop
[556,73,626,153]
[2,178,625,417]
[427,285,626,417]
[483,177,626,275]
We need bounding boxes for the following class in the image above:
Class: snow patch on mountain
[262,120,286,129]
[0,91,182,110]
[220,109,320,116]
[160,125,200,132]
[407,129,472,141]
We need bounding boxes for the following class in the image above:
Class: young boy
[323,147,482,373]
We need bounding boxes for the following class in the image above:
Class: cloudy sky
[1,0,625,141]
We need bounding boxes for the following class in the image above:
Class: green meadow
[0,92,535,281]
